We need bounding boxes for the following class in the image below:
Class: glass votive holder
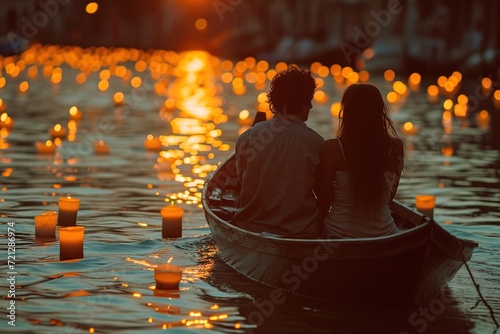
[154,263,182,290]
[58,197,80,226]
[35,211,57,238]
[415,194,436,219]
[161,205,183,238]
[59,226,84,261]
[35,211,58,238]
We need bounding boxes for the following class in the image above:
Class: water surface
[0,47,499,333]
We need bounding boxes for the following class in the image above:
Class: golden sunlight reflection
[125,257,155,268]
[8,47,486,333]
[62,290,92,298]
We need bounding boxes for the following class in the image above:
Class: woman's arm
[316,140,336,219]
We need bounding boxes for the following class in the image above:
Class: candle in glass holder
[49,124,68,139]
[59,226,84,261]
[35,140,56,154]
[145,134,162,151]
[154,262,182,289]
[161,204,183,238]
[94,140,110,155]
[34,211,58,237]
[58,196,80,226]
[415,195,436,219]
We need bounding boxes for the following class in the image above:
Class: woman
[317,84,404,238]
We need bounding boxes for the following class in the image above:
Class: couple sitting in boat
[234,65,404,239]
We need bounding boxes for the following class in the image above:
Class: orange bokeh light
[195,18,208,31]
[86,2,98,14]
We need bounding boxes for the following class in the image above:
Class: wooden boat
[202,115,478,308]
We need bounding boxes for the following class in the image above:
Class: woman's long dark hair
[337,84,402,219]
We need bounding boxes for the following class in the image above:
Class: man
[234,65,324,238]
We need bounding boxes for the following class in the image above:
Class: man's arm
[316,140,336,219]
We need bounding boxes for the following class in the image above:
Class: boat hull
[202,155,477,308]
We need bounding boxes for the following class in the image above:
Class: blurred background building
[0,0,499,76]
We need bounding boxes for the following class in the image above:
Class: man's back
[234,114,324,237]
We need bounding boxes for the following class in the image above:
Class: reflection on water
[0,45,499,333]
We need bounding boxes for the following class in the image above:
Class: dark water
[0,46,499,333]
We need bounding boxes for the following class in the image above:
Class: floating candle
[415,195,436,219]
[0,112,14,130]
[154,262,182,289]
[58,196,80,226]
[49,124,68,139]
[238,110,253,125]
[19,81,29,94]
[384,69,395,82]
[402,122,418,135]
[59,226,84,261]
[34,211,58,237]
[408,72,421,91]
[494,90,500,109]
[161,204,183,238]
[69,106,82,120]
[476,110,490,129]
[144,134,162,151]
[94,140,110,155]
[113,92,125,106]
[427,85,439,104]
[35,140,56,154]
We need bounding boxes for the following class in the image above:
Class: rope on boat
[460,250,499,328]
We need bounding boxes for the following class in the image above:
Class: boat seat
[210,207,234,221]
[221,193,236,206]
[208,188,222,204]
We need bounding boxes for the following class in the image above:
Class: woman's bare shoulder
[321,138,346,169]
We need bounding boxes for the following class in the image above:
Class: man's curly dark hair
[267,65,317,115]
